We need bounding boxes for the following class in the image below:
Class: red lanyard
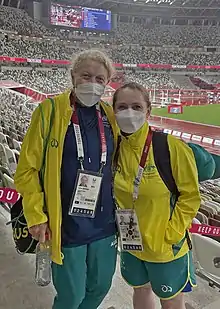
[71,101,107,172]
[133,128,153,201]
[114,127,153,202]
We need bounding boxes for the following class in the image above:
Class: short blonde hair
[71,49,114,80]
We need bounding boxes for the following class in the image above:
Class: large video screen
[50,3,111,31]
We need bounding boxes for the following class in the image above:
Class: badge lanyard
[114,128,153,208]
[132,128,153,203]
[114,129,153,252]
[71,102,107,174]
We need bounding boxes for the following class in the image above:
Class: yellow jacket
[14,90,118,265]
[114,122,201,263]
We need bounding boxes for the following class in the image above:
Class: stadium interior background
[1,0,220,309]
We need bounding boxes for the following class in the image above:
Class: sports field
[152,104,220,126]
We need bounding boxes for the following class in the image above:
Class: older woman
[112,82,201,309]
[14,50,118,309]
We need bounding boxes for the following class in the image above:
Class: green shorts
[120,251,196,300]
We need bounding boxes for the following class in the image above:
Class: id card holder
[116,209,143,251]
[68,170,103,218]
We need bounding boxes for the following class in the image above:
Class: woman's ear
[146,107,151,119]
[71,70,75,88]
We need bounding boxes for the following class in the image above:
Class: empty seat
[6,135,14,149]
[0,143,9,170]
[12,149,20,163]
[199,207,210,219]
[196,211,208,224]
[2,173,15,189]
[0,132,8,146]
[201,204,217,215]
[192,234,220,288]
[214,214,220,221]
[12,139,21,151]
[4,146,17,175]
[205,200,220,213]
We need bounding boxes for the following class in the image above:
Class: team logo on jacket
[114,164,121,173]
[143,164,156,176]
[51,138,59,148]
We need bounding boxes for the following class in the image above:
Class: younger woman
[113,82,201,309]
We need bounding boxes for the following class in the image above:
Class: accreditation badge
[68,170,103,218]
[116,209,143,251]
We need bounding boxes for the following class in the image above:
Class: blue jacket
[61,103,116,246]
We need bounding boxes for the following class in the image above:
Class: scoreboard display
[50,2,111,31]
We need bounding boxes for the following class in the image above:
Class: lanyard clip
[79,157,84,170]
[98,162,105,175]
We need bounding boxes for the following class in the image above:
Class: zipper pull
[88,157,91,163]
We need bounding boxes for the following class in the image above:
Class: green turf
[151,104,220,126]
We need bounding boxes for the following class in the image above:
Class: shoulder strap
[39,98,55,185]
[152,131,178,195]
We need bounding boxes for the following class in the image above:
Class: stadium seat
[192,234,220,288]
[0,132,8,146]
[2,173,15,189]
[12,139,21,151]
[0,143,9,170]
[4,146,17,175]
[12,150,20,163]
[205,201,220,213]
[200,204,217,215]
[196,211,208,224]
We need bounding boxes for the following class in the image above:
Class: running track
[150,116,220,155]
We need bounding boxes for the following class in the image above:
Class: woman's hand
[29,223,51,243]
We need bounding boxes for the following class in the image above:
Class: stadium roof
[63,0,220,18]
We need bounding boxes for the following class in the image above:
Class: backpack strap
[152,131,192,250]
[152,131,178,196]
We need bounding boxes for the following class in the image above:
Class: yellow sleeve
[165,135,201,244]
[14,104,48,228]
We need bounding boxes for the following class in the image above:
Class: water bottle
[35,236,51,287]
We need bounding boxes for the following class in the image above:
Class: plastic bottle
[35,236,51,287]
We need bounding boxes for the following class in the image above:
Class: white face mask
[115,109,146,134]
[75,83,105,107]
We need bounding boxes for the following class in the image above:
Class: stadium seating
[1,69,68,93]
[0,6,220,92]
[1,35,220,66]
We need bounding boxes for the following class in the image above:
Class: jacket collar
[54,89,72,118]
[121,122,150,148]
